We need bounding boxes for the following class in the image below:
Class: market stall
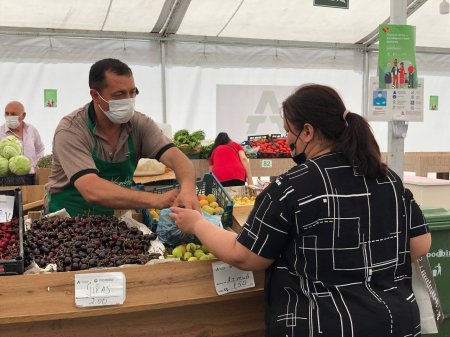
[0,261,265,337]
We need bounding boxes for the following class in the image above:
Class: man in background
[0,101,45,171]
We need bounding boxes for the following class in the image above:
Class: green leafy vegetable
[0,136,22,159]
[9,155,31,175]
[173,129,206,154]
[37,154,53,168]
[0,156,9,177]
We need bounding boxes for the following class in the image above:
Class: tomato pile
[271,138,291,157]
[249,136,291,158]
[0,217,20,261]
[250,138,277,156]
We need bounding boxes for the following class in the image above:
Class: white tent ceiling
[0,0,448,51]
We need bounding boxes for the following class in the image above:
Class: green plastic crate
[147,173,235,228]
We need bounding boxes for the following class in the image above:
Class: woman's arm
[169,206,273,271]
[238,150,253,185]
[410,232,432,262]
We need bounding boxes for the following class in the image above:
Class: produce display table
[0,260,265,336]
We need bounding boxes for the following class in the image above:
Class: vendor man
[45,58,198,216]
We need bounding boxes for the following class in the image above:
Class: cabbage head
[0,136,22,159]
[9,155,31,175]
[0,156,9,177]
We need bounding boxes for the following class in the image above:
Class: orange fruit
[198,194,207,201]
[199,200,209,207]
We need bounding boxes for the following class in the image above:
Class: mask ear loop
[289,131,302,152]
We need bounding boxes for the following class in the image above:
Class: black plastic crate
[258,151,279,158]
[147,173,235,227]
[0,174,35,186]
[247,134,270,142]
[270,133,288,140]
[0,188,24,275]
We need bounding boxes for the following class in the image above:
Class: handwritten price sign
[212,261,255,295]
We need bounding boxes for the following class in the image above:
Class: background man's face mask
[5,116,20,129]
[97,92,135,124]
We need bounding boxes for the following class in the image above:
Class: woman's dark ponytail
[333,112,387,178]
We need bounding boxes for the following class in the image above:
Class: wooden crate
[34,168,51,185]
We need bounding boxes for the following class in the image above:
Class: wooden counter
[192,158,295,179]
[191,153,450,179]
[0,260,265,336]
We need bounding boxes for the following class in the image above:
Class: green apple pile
[166,242,216,261]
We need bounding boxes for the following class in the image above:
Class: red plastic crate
[0,189,24,275]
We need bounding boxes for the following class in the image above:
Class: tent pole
[387,0,408,178]
[362,50,370,118]
[160,40,167,123]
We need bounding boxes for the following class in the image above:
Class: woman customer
[170,84,432,337]
[209,132,253,186]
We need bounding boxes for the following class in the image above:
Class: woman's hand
[169,206,204,234]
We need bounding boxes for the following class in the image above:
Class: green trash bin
[421,208,450,336]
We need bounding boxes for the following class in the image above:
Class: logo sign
[216,85,295,142]
[432,263,442,278]
[427,249,450,258]
[313,0,349,9]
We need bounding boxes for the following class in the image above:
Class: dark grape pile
[24,215,161,272]
[0,217,20,261]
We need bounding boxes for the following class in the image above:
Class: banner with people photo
[378,25,417,89]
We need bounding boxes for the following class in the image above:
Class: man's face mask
[289,130,309,165]
[5,115,20,130]
[96,92,135,124]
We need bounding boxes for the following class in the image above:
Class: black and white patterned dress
[237,152,429,337]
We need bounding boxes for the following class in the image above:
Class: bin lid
[421,207,450,230]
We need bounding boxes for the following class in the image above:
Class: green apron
[48,110,136,216]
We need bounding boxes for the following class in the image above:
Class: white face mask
[5,116,20,130]
[97,92,135,124]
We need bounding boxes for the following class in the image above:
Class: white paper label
[75,272,126,307]
[261,159,273,168]
[0,195,15,222]
[212,261,255,295]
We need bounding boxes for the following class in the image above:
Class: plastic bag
[243,144,259,159]
[156,208,222,246]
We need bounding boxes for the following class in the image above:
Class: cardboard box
[0,185,45,205]
[34,168,51,185]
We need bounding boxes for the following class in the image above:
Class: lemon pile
[198,194,224,215]
[231,195,256,206]
[148,208,161,221]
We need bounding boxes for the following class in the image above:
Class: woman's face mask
[96,92,135,124]
[5,115,20,130]
[285,120,308,165]
[289,137,309,165]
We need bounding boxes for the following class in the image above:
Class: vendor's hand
[169,206,203,234]
[174,188,200,211]
[152,189,180,209]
